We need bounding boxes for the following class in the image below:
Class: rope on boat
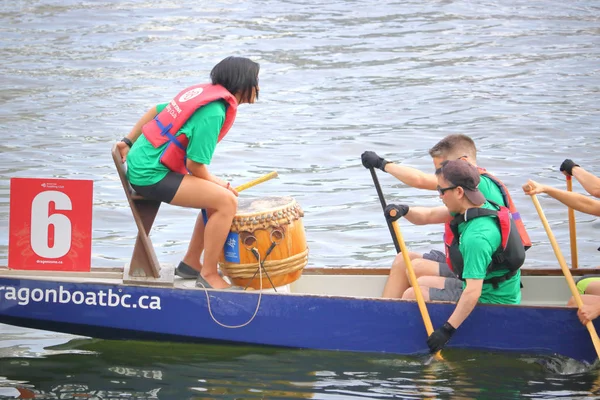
[219,249,308,279]
[199,252,264,329]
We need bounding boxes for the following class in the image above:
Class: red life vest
[141,84,238,174]
[477,167,532,249]
[444,201,526,288]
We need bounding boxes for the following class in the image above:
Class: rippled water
[0,326,599,399]
[1,0,600,398]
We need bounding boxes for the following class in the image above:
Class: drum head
[236,196,295,216]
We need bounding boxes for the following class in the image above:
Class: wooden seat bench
[111,144,173,285]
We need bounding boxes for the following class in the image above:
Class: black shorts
[130,171,185,204]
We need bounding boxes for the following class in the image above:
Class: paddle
[525,188,600,359]
[386,207,443,361]
[235,171,278,192]
[566,176,579,269]
[368,167,401,253]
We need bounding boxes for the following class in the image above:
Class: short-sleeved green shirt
[458,201,521,305]
[478,174,505,206]
[126,100,226,186]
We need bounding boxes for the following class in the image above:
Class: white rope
[197,249,263,329]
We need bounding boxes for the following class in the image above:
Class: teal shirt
[458,201,522,305]
[126,100,226,186]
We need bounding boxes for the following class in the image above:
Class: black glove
[560,159,580,176]
[426,322,456,353]
[361,151,389,172]
[385,204,409,222]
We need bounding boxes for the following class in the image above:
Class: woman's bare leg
[171,176,237,289]
[181,212,206,272]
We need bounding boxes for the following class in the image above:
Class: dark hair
[428,134,477,160]
[210,56,260,103]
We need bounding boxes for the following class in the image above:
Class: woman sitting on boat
[523,160,600,325]
[115,56,260,290]
[386,159,525,353]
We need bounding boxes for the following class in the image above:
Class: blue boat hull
[0,277,596,364]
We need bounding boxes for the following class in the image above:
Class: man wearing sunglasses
[387,159,524,353]
[361,134,530,300]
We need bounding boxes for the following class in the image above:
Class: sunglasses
[437,185,458,195]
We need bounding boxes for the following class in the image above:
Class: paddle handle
[390,217,443,361]
[235,171,278,192]
[566,176,578,269]
[369,168,401,253]
[529,193,600,358]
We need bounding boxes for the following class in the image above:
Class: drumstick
[235,171,278,192]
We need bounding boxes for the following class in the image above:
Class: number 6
[30,190,72,258]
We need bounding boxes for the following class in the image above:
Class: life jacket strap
[154,117,183,150]
[483,269,518,289]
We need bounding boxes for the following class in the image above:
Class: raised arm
[404,205,451,225]
[361,151,437,190]
[384,163,438,190]
[560,159,600,198]
[573,167,600,198]
[386,204,451,225]
[523,179,600,217]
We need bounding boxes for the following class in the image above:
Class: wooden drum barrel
[218,196,308,289]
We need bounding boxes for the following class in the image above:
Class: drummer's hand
[116,141,130,163]
[577,304,600,326]
[522,179,546,196]
[225,183,239,197]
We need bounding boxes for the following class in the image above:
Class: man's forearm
[384,163,437,190]
[572,167,600,198]
[447,284,481,329]
[545,186,600,216]
[404,205,450,225]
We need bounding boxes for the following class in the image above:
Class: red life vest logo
[179,87,204,103]
[8,178,93,272]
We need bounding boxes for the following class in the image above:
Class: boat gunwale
[0,265,592,311]
[1,266,598,277]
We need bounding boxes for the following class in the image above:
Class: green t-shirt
[478,174,505,206]
[126,100,226,186]
[458,201,522,305]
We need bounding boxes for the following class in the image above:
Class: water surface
[1,0,599,398]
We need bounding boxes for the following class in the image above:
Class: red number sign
[8,178,93,271]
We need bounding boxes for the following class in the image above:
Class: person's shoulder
[463,206,501,243]
[202,100,227,115]
[479,173,507,204]
[188,100,226,122]
[480,174,501,189]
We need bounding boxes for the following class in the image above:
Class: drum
[219,196,308,289]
